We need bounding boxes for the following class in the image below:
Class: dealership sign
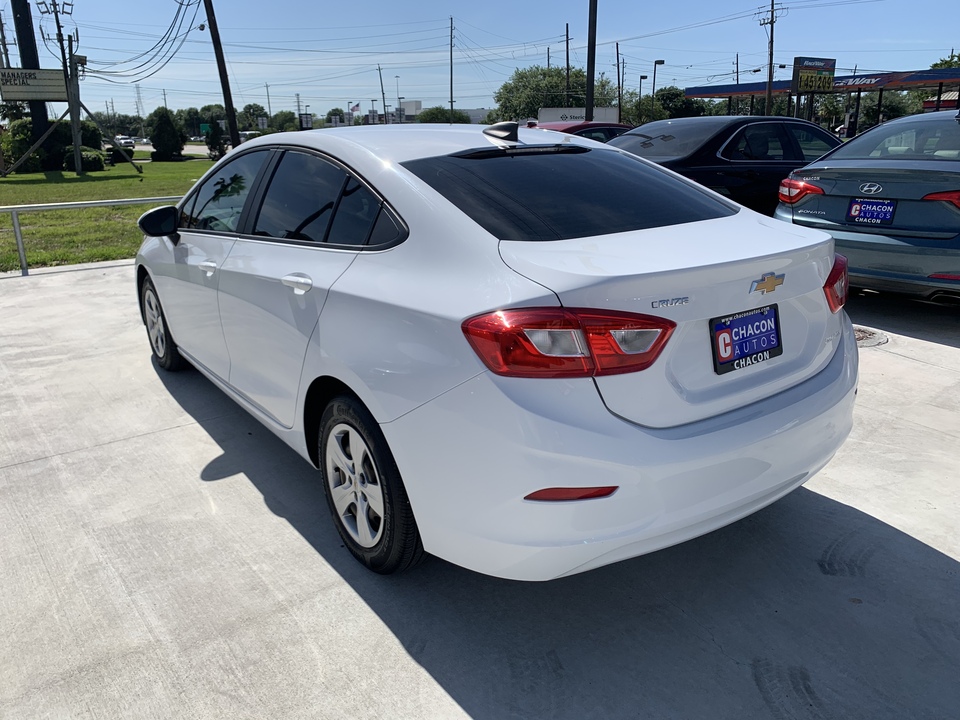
[0,68,68,102]
[791,57,837,94]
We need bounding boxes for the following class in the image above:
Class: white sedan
[135,123,858,581]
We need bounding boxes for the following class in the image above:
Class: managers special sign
[791,57,837,94]
[0,68,68,102]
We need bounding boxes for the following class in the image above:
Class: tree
[325,108,346,125]
[493,65,616,121]
[175,107,202,137]
[417,106,472,123]
[1,101,28,122]
[205,121,228,161]
[655,86,707,119]
[238,103,268,131]
[145,106,186,161]
[931,51,960,69]
[270,110,298,132]
[200,104,227,123]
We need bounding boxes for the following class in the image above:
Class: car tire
[319,395,425,574]
[141,276,187,371]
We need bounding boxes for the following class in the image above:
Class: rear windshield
[608,118,731,159]
[830,115,960,161]
[401,146,736,242]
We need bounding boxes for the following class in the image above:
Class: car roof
[621,115,827,135]
[233,124,600,166]
[882,108,960,125]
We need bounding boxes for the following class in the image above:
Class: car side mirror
[138,205,180,244]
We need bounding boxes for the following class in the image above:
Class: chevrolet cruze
[136,123,858,581]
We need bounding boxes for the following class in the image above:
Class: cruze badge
[651,297,689,309]
[750,272,784,295]
[859,182,883,195]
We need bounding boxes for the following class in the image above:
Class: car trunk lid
[499,212,842,428]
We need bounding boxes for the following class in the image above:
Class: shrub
[63,146,106,172]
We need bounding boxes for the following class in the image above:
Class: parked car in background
[114,135,135,148]
[609,116,842,215]
[135,122,857,581]
[775,109,960,301]
[530,120,633,143]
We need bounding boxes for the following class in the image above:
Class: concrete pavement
[1,262,958,719]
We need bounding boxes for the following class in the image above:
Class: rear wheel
[319,395,424,574]
[141,276,187,371]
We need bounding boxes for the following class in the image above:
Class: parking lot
[1,260,958,719]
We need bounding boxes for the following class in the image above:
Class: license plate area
[710,304,783,375]
[846,197,896,225]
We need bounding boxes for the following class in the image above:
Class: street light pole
[395,75,402,124]
[651,60,664,120]
[638,74,648,124]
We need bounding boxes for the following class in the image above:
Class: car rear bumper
[383,315,858,581]
[774,208,960,298]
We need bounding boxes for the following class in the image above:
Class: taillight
[922,190,960,209]
[823,254,849,313]
[779,178,825,205]
[461,308,676,378]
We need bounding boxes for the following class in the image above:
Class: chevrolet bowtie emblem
[750,272,785,294]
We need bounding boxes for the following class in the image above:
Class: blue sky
[1,0,954,118]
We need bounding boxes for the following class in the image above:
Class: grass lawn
[0,158,213,272]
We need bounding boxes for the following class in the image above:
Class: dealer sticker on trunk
[710,304,783,375]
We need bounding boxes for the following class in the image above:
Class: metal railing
[0,196,180,276]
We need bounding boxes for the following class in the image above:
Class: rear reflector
[922,190,960,209]
[525,486,618,502]
[930,273,960,281]
[779,178,824,205]
[462,308,675,378]
[823,254,849,313]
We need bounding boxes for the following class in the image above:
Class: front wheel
[141,276,187,371]
[319,395,424,574]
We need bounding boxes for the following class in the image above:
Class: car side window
[254,151,347,242]
[787,126,836,162]
[722,124,787,161]
[325,177,381,246]
[182,150,268,233]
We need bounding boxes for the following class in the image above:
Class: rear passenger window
[325,177,381,246]
[787,126,836,161]
[254,151,346,242]
[183,150,268,233]
[721,124,787,161]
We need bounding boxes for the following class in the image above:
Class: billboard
[537,107,619,122]
[791,57,837,94]
[0,68,68,102]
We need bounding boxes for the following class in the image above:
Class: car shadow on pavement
[846,290,960,348]
[157,365,960,720]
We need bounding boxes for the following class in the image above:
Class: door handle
[198,260,218,276]
[281,273,313,295]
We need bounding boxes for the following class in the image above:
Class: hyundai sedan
[775,109,960,300]
[136,123,858,581]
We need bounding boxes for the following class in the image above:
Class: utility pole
[265,83,272,117]
[565,23,570,108]
[615,43,621,123]
[202,0,240,147]
[585,0,597,121]
[11,0,49,143]
[38,1,82,175]
[296,92,301,115]
[0,13,12,68]
[449,16,454,122]
[760,0,781,116]
[162,89,167,109]
[377,65,388,123]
